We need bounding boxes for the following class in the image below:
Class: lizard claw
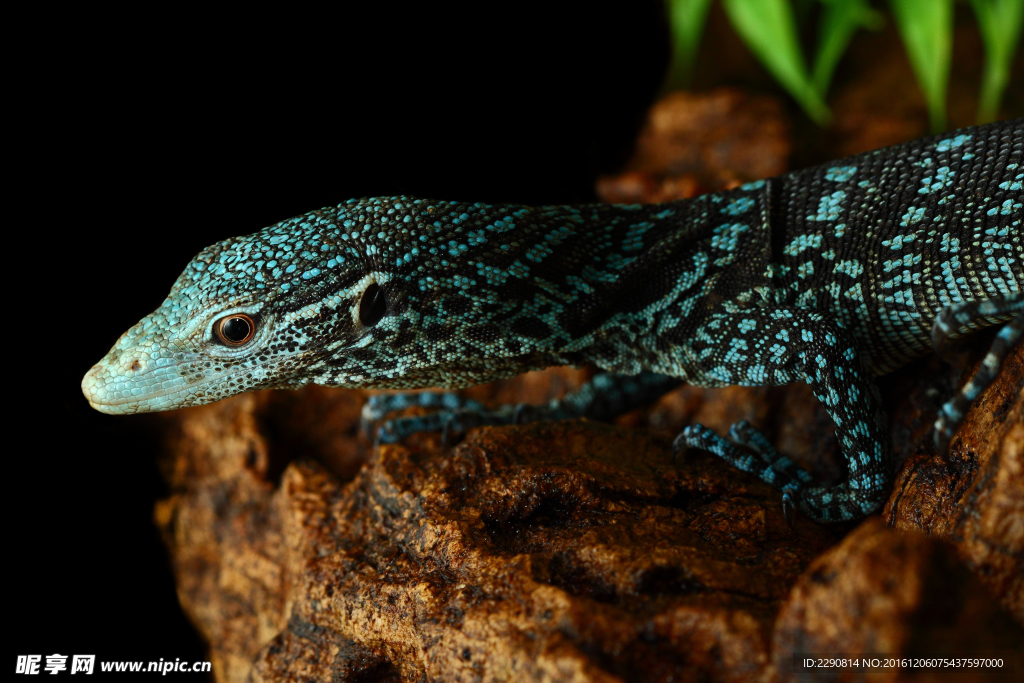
[781,492,797,532]
[933,421,953,463]
[360,397,382,439]
[440,413,458,449]
[375,421,401,446]
[671,424,703,461]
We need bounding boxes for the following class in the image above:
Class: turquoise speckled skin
[83,119,1023,522]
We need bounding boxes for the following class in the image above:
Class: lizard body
[83,119,1023,522]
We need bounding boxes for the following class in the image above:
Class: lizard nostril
[129,360,142,372]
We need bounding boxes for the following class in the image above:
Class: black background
[11,1,671,670]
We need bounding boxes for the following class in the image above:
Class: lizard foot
[727,421,815,486]
[369,397,539,446]
[361,391,486,439]
[672,421,809,505]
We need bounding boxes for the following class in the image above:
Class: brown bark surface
[884,349,1024,621]
[155,347,1022,683]
[772,518,1022,683]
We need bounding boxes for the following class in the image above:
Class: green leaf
[890,0,953,132]
[722,0,831,124]
[969,0,1024,124]
[664,0,715,90]
[812,0,885,98]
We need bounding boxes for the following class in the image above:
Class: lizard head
[82,196,573,414]
[80,212,375,414]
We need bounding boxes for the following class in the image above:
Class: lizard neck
[313,196,725,389]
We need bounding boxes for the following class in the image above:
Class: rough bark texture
[883,348,1024,621]
[154,344,1023,683]
[772,518,1022,683]
[258,423,836,683]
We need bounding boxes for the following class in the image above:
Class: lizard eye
[359,282,387,327]
[214,314,256,346]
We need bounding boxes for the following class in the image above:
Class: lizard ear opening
[359,282,387,327]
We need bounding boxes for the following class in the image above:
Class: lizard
[82,119,1023,523]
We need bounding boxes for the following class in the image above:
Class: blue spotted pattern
[83,120,1024,524]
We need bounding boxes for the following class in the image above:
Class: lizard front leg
[671,308,892,523]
